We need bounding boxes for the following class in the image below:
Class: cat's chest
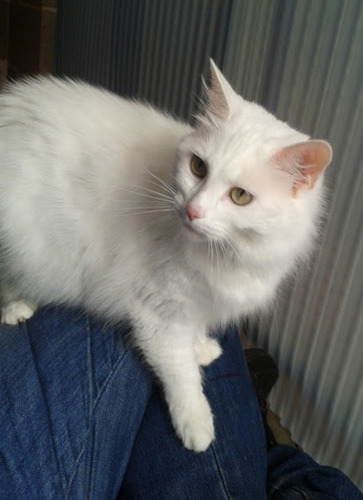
[178,265,274,325]
[141,237,276,324]
[205,265,278,323]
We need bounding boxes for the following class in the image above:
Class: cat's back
[0,76,186,149]
[1,76,127,131]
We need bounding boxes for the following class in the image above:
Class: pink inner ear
[273,140,332,192]
[204,60,236,122]
[207,63,230,121]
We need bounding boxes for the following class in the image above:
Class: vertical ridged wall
[56,0,232,119]
[56,0,363,487]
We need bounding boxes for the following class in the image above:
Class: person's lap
[0,306,267,499]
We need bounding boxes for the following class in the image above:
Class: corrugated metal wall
[56,0,233,118]
[56,0,363,488]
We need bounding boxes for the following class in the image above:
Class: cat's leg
[134,318,214,452]
[194,330,222,367]
[0,284,37,325]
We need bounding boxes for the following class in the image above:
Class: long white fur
[0,62,331,451]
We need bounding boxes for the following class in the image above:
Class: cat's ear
[202,60,237,121]
[273,140,332,193]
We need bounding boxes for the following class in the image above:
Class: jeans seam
[25,321,68,500]
[66,320,127,500]
[210,441,232,500]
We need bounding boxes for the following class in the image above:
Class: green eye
[230,187,253,206]
[190,155,207,178]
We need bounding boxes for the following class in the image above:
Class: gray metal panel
[56,0,232,121]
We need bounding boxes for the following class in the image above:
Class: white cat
[0,61,332,451]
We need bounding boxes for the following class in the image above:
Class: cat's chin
[182,221,207,242]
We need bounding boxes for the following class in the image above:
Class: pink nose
[185,205,201,221]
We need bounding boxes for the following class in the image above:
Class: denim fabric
[267,445,363,500]
[0,306,361,499]
[0,307,152,499]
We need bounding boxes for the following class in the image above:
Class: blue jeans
[0,307,361,499]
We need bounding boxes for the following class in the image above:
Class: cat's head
[172,60,332,259]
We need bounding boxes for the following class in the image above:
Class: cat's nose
[185,204,201,221]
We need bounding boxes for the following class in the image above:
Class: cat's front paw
[172,395,215,452]
[0,300,36,325]
[194,337,222,366]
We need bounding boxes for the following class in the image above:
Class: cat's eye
[230,187,253,206]
[190,155,207,178]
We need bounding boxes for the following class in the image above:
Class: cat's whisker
[207,240,213,279]
[145,168,177,196]
[218,238,232,273]
[212,239,222,278]
[208,240,214,276]
[115,198,173,207]
[95,195,174,210]
[217,240,226,276]
[212,240,218,271]
[117,206,175,214]
[119,183,175,201]
[226,244,242,264]
[116,209,176,218]
[206,235,236,276]
[146,181,176,200]
[114,188,174,203]
[116,207,174,215]
[223,233,242,262]
[113,201,173,210]
[105,196,175,211]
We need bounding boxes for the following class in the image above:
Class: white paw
[194,337,222,366]
[173,396,215,452]
[0,300,36,325]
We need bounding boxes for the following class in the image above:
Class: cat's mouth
[184,221,204,237]
[181,217,210,242]
[175,202,209,240]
